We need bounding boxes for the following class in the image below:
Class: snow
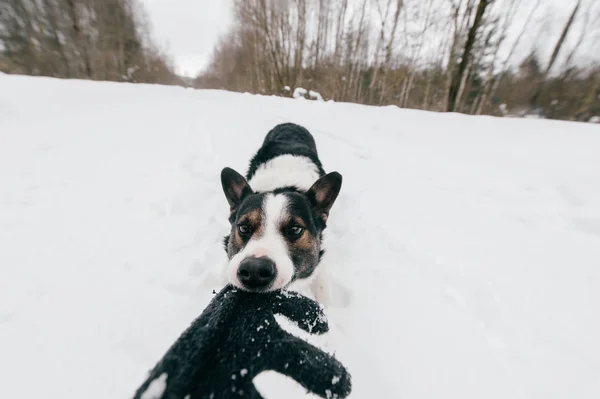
[1,74,600,399]
[140,373,168,399]
[254,370,323,399]
[292,87,324,101]
[293,87,308,99]
[308,90,324,102]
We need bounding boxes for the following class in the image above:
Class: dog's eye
[289,226,304,236]
[238,224,252,236]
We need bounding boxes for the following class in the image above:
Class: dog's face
[220,167,342,292]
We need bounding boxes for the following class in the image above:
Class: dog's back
[261,122,319,156]
[246,123,325,192]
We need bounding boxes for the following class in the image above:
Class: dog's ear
[221,167,253,210]
[307,172,342,223]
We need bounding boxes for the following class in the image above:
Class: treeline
[196,0,600,122]
[0,0,178,84]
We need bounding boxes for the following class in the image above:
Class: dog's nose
[237,257,276,289]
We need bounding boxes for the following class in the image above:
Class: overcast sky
[141,0,233,77]
[141,0,598,78]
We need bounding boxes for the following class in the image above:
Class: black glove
[132,285,352,399]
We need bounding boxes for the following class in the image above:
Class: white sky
[141,0,233,77]
[141,0,598,78]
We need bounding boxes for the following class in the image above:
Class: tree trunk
[293,0,307,89]
[447,0,490,112]
[530,0,581,108]
[378,0,403,104]
[422,70,432,109]
[455,60,471,112]
[66,0,92,78]
[257,0,285,90]
[484,0,541,112]
[42,0,72,77]
[368,0,393,101]
[402,0,433,107]
[333,0,348,67]
[344,0,368,101]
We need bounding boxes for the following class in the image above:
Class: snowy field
[1,73,600,399]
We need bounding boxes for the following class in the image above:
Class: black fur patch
[272,186,303,194]
[246,123,326,181]
[234,193,267,220]
[225,193,268,258]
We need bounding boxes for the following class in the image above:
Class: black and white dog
[219,123,342,303]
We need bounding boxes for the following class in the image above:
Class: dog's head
[220,167,342,292]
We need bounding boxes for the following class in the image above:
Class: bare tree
[479,0,541,113]
[402,0,435,107]
[561,0,593,76]
[447,0,491,112]
[530,0,582,108]
[443,0,475,110]
[342,0,369,102]
[376,0,403,104]
[367,0,393,102]
[473,0,521,114]
[0,0,176,83]
[66,0,93,78]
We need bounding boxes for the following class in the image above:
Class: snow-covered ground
[1,74,599,399]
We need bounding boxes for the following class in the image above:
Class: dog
[219,123,342,304]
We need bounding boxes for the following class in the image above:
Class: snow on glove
[132,284,352,399]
